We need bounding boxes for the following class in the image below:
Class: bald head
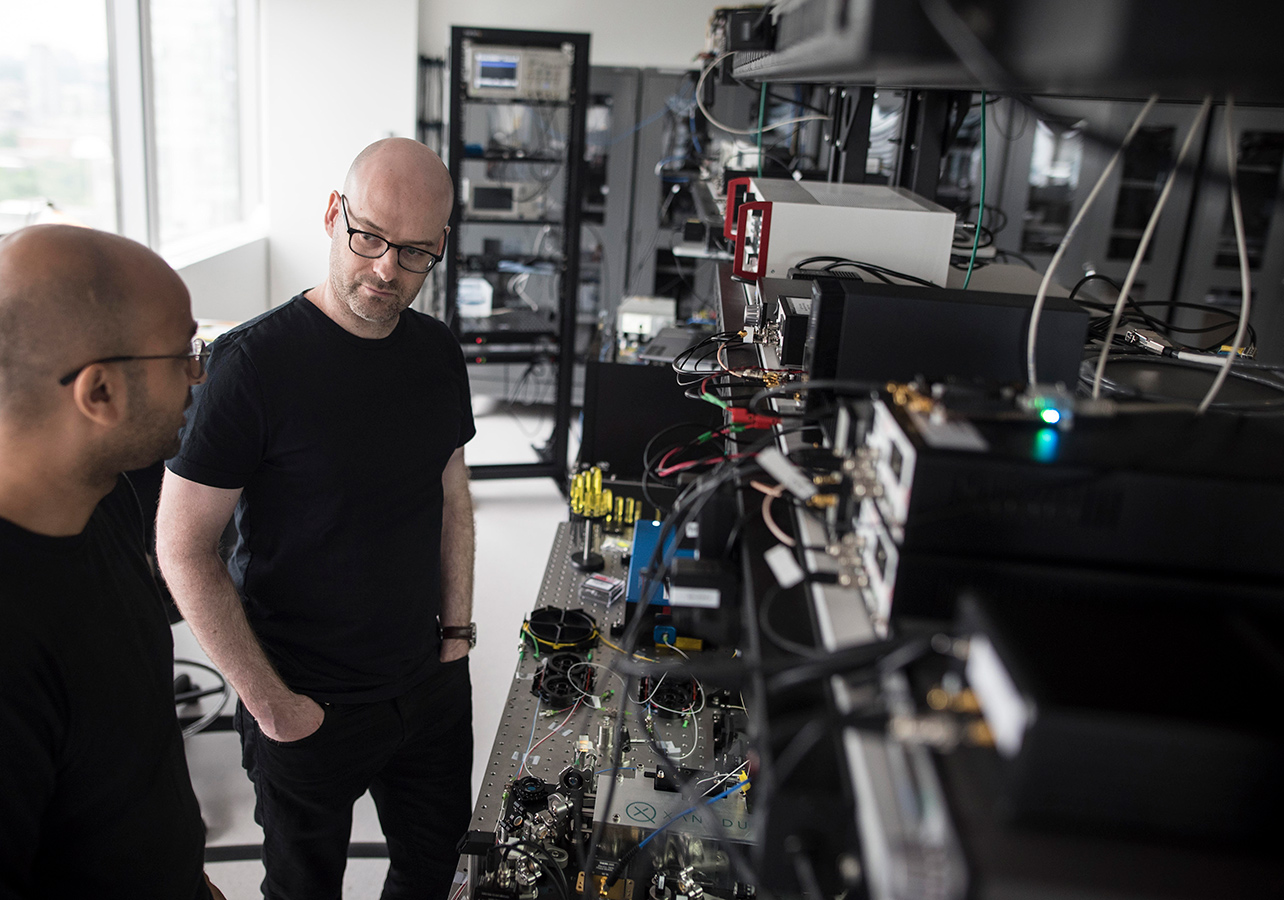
[342,138,454,234]
[0,224,188,422]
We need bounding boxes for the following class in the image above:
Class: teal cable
[963,90,987,289]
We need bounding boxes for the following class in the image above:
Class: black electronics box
[758,277,813,366]
[804,276,1089,387]
[579,360,721,479]
[959,589,1284,841]
[873,401,1284,582]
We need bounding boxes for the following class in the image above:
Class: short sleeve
[167,339,268,489]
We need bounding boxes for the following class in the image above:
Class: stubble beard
[91,376,191,481]
[334,271,416,328]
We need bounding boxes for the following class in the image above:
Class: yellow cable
[521,622,601,651]
[598,634,657,663]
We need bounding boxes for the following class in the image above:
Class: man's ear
[69,365,127,428]
[323,191,342,238]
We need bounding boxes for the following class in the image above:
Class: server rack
[446,26,590,484]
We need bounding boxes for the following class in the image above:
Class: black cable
[747,378,882,420]
[1084,353,1284,411]
[758,578,826,659]
[1072,273,1256,352]
[767,635,931,695]
[769,705,893,789]
[993,247,1037,269]
[794,257,940,289]
[957,202,1008,236]
[648,426,740,483]
[640,421,713,515]
[1068,272,1123,302]
[606,630,928,696]
[675,342,730,386]
[669,250,713,308]
[732,77,830,116]
[500,843,571,900]
[671,331,741,380]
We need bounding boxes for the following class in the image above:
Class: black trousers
[234,657,473,900]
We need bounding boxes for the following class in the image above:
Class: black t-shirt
[0,477,210,900]
[167,295,475,702]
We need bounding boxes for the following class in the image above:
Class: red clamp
[724,177,753,240]
[729,407,782,430]
[732,201,772,281]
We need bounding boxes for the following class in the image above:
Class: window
[0,0,260,252]
[150,0,259,247]
[0,0,117,233]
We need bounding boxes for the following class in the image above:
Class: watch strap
[440,623,477,647]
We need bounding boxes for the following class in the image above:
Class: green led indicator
[1033,427,1060,463]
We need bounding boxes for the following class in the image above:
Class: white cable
[567,660,627,697]
[695,52,829,137]
[517,696,543,778]
[667,713,700,762]
[1199,97,1253,414]
[659,638,690,659]
[1025,95,1158,385]
[1091,96,1212,398]
[508,272,540,311]
[697,759,752,791]
[1175,350,1251,368]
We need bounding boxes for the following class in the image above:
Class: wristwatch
[439,621,477,648]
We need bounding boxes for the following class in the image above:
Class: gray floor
[177,404,571,898]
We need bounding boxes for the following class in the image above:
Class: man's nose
[372,249,400,282]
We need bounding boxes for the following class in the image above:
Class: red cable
[656,452,755,478]
[519,700,582,776]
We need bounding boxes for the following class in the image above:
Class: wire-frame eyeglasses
[58,336,211,386]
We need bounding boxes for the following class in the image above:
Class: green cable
[757,84,767,178]
[963,90,987,290]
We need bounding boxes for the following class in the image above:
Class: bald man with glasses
[158,138,476,900]
[0,224,223,899]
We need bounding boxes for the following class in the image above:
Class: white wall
[417,0,724,68]
[261,0,420,306]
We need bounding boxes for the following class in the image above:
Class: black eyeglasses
[58,336,210,386]
[339,194,445,274]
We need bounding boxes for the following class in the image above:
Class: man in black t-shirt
[0,225,222,899]
[158,138,476,900]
